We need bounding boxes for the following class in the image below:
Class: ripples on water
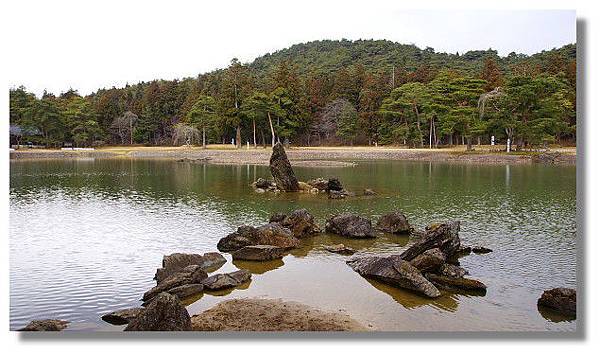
[9,159,576,331]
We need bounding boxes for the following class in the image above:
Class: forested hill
[10,39,577,149]
[250,39,576,77]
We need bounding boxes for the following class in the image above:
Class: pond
[9,158,577,331]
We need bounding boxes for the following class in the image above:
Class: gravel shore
[9,146,576,165]
[191,298,369,331]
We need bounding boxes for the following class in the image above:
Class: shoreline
[9,146,577,166]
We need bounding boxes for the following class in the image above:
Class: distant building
[9,125,41,147]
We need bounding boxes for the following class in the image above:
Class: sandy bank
[191,298,369,331]
[9,146,576,165]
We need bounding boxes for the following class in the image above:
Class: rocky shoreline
[18,144,576,332]
[9,147,576,165]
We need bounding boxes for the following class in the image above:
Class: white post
[491,135,495,146]
[246,141,249,150]
[506,138,511,153]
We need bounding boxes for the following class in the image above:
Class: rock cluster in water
[347,221,487,298]
[537,287,576,317]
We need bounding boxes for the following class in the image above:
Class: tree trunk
[252,119,257,148]
[267,112,276,147]
[466,137,473,151]
[202,127,206,149]
[236,126,241,149]
[429,117,433,149]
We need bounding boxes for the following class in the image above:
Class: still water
[9,159,577,331]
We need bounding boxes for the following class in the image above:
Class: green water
[10,159,577,331]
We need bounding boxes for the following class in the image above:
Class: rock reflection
[232,259,284,275]
[537,304,576,323]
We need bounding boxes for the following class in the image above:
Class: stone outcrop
[537,287,576,317]
[376,212,411,234]
[347,255,441,298]
[325,213,376,238]
[399,221,461,261]
[166,284,205,300]
[155,252,225,283]
[324,244,357,255]
[202,269,252,291]
[101,308,144,325]
[125,293,192,331]
[279,209,321,238]
[231,245,288,261]
[20,319,69,331]
[269,142,299,192]
[363,188,376,196]
[217,223,300,252]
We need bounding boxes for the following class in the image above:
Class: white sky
[2,1,575,96]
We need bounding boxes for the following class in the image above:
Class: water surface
[9,159,577,331]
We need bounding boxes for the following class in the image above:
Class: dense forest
[9,39,577,150]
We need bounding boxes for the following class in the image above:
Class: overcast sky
[3,2,575,96]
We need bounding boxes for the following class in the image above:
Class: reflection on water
[9,159,576,331]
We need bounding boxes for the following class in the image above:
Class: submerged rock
[347,255,440,298]
[325,213,376,238]
[324,244,357,255]
[537,287,576,317]
[101,308,144,325]
[231,245,288,261]
[280,209,321,238]
[155,252,225,283]
[202,269,252,291]
[253,178,273,189]
[125,293,191,331]
[472,246,493,254]
[425,273,487,292]
[363,188,376,196]
[399,221,461,261]
[217,223,300,252]
[376,212,411,234]
[20,319,69,331]
[269,212,287,223]
[269,142,299,192]
[409,248,445,272]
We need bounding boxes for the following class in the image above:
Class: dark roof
[10,125,41,136]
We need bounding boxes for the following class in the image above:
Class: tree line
[9,39,576,150]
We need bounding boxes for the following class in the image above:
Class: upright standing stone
[269,143,299,192]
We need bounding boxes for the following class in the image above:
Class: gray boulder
[217,223,300,252]
[202,269,252,291]
[231,245,288,261]
[307,177,328,191]
[325,213,376,238]
[537,287,576,317]
[101,308,144,325]
[347,255,440,298]
[125,293,191,331]
[269,143,299,192]
[20,319,69,331]
[399,221,461,261]
[376,212,411,234]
